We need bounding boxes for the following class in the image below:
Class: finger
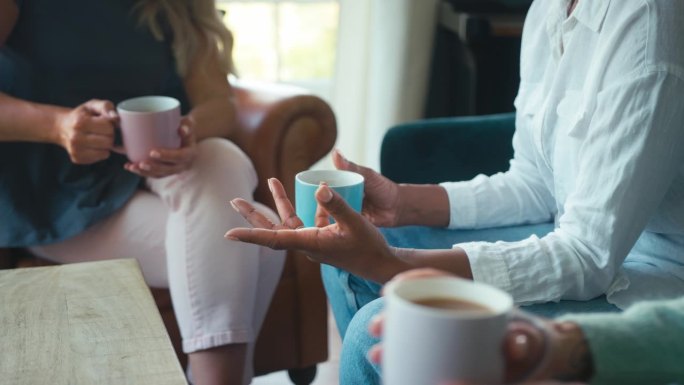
[332,148,358,172]
[314,184,361,229]
[70,149,111,164]
[149,146,195,164]
[179,121,196,148]
[79,132,115,150]
[314,188,331,227]
[125,161,181,178]
[367,313,385,338]
[225,227,316,251]
[367,344,383,365]
[230,198,279,229]
[74,114,117,137]
[111,145,126,155]
[504,321,547,382]
[268,178,303,229]
[332,149,373,177]
[84,99,117,120]
[140,159,185,175]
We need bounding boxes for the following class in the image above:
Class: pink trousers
[31,138,285,356]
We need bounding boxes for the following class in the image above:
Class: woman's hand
[225,178,413,283]
[332,149,403,227]
[367,268,591,384]
[333,150,451,228]
[55,99,118,165]
[124,117,197,178]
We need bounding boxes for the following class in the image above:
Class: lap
[380,223,554,249]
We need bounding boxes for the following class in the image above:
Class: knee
[192,138,257,189]
[340,298,385,384]
[195,138,252,170]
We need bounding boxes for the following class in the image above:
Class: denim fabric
[322,223,620,385]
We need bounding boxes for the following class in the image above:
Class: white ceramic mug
[117,95,181,163]
[383,276,513,385]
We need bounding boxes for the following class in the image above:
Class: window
[217,1,339,100]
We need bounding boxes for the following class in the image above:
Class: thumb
[332,149,365,174]
[315,184,360,227]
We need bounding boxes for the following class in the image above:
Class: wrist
[47,107,68,146]
[397,184,450,227]
[374,246,414,283]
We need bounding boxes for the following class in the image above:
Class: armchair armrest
[232,79,337,207]
[380,112,515,184]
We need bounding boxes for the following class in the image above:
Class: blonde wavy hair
[135,0,234,77]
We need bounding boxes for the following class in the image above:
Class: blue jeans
[321,223,621,385]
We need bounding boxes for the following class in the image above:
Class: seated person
[226,0,684,383]
[0,1,284,384]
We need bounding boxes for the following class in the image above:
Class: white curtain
[329,0,440,170]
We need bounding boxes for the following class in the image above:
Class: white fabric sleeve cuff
[457,241,514,294]
[440,181,478,229]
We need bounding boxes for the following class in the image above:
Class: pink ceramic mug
[117,96,181,163]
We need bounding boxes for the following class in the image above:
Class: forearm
[353,247,472,284]
[393,246,473,279]
[396,184,451,227]
[0,92,64,144]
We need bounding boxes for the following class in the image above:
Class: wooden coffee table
[0,259,187,385]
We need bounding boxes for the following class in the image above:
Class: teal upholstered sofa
[381,112,516,184]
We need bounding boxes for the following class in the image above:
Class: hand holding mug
[369,268,593,385]
[115,95,196,178]
[123,117,197,178]
[55,99,118,165]
[332,149,403,227]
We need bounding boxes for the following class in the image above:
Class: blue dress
[0,0,190,246]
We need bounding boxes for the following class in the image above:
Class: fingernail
[150,151,160,158]
[224,232,239,241]
[108,110,118,119]
[267,178,275,193]
[229,200,240,212]
[181,125,190,136]
[511,334,530,360]
[319,185,333,202]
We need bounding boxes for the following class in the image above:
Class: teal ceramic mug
[295,169,364,227]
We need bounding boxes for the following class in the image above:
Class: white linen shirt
[441,0,684,308]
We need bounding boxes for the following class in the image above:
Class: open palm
[226,178,409,283]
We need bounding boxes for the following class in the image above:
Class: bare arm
[397,184,451,227]
[0,93,66,144]
[394,247,473,280]
[0,0,62,143]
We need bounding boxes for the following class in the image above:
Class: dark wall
[424,0,533,118]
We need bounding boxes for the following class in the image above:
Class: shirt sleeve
[464,71,684,304]
[440,0,557,231]
[560,297,684,385]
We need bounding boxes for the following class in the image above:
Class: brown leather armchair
[0,79,337,385]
